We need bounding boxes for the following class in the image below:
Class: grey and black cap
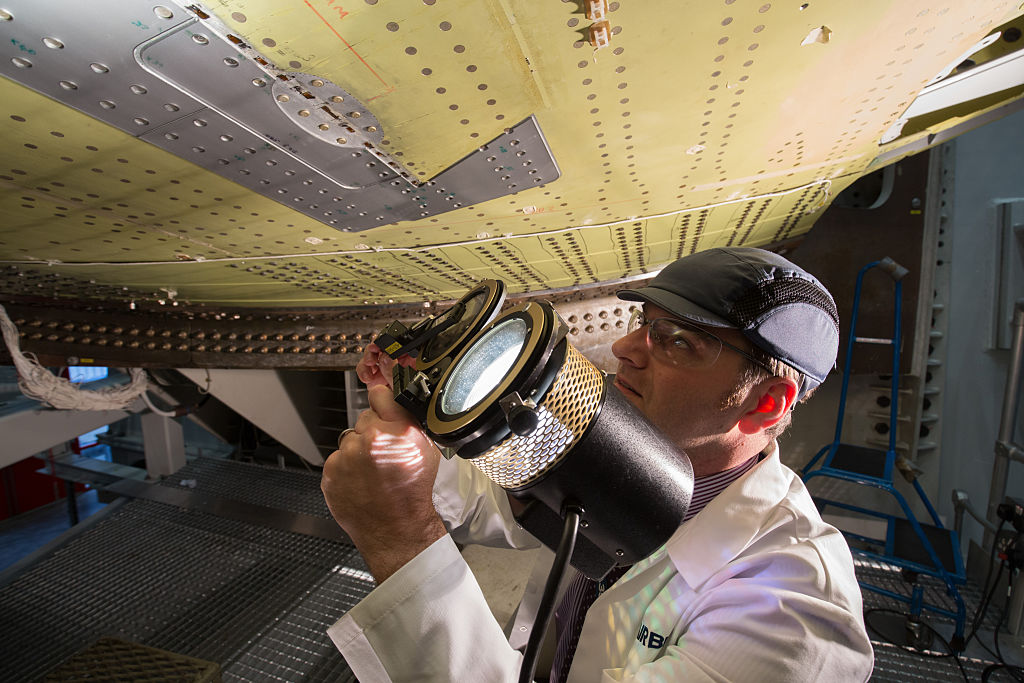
[617,247,840,400]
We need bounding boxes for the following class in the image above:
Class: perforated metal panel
[1,0,1021,313]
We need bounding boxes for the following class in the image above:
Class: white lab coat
[328,446,874,682]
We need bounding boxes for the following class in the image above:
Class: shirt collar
[665,442,790,588]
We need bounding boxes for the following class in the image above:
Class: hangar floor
[1,458,1022,682]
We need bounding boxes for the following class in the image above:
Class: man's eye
[667,332,692,349]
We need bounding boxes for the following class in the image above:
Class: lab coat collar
[665,442,789,589]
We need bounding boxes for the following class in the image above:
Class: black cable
[992,565,1024,683]
[968,560,1008,662]
[864,607,969,682]
[965,520,1008,650]
[984,663,1024,682]
[518,505,582,683]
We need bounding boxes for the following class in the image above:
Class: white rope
[0,303,149,410]
[141,390,179,417]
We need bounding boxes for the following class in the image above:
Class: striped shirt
[549,451,763,683]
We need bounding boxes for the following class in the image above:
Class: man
[322,247,874,681]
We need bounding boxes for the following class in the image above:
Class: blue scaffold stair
[801,257,967,651]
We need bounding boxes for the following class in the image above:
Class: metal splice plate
[0,0,559,232]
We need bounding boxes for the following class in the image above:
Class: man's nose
[612,325,649,366]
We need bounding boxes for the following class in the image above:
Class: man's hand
[322,384,447,583]
[355,342,415,390]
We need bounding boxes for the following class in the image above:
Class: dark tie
[549,564,631,683]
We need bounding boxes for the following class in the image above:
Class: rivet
[336,137,347,144]
[366,125,377,132]
[318,123,329,130]
[12,57,32,68]
[0,9,13,20]
[223,57,239,67]
[154,5,174,19]
[298,109,310,117]
[191,34,209,45]
[311,79,325,87]
[277,94,290,102]
[42,37,64,50]
[349,111,361,118]
[90,63,109,73]
[130,84,148,95]
[252,78,267,87]
[59,80,78,90]
[330,95,344,102]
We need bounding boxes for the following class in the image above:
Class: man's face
[611,303,754,465]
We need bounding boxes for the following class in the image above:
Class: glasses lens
[648,318,723,368]
[627,308,644,333]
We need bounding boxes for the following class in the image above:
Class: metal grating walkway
[857,557,1024,681]
[0,459,372,683]
[154,458,337,519]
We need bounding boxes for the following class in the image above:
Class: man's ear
[736,377,798,435]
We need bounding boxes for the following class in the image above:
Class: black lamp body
[508,378,693,580]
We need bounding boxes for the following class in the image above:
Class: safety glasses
[627,308,773,374]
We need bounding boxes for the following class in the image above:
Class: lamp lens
[441,317,528,415]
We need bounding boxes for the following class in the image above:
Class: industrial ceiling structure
[1,0,1023,369]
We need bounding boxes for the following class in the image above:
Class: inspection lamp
[380,280,693,581]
